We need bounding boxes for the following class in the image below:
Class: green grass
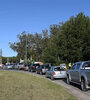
[0,71,78,100]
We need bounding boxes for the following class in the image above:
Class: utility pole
[0,49,2,64]
[25,35,27,63]
[7,57,9,64]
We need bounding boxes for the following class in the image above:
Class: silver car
[67,61,90,91]
[3,64,13,70]
[46,66,67,80]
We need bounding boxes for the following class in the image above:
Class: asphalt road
[6,70,90,100]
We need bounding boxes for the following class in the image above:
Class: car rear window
[40,66,44,68]
[43,65,49,69]
[60,68,66,71]
[54,67,66,71]
[83,62,90,68]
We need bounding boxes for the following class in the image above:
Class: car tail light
[53,72,56,75]
[42,68,45,72]
[32,66,35,68]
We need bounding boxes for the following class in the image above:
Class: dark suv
[36,64,50,75]
[29,64,40,72]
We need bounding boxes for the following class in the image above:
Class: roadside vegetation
[0,71,78,100]
[8,12,90,66]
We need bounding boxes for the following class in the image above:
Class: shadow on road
[62,79,86,91]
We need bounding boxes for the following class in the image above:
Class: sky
[0,0,90,57]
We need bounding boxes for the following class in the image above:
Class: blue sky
[0,0,90,57]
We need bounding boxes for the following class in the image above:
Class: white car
[3,64,13,70]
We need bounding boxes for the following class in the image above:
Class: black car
[36,64,50,75]
[29,64,40,72]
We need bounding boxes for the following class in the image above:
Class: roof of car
[51,66,60,68]
[75,61,90,64]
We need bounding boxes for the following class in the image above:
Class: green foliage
[9,12,90,65]
[2,57,19,64]
[2,57,7,64]
[24,58,34,64]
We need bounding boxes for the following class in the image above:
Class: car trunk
[54,70,66,75]
[54,67,66,75]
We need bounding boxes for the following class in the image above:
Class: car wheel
[81,79,87,91]
[31,69,33,72]
[18,67,19,70]
[45,75,48,78]
[36,71,38,74]
[40,71,42,75]
[29,69,31,72]
[51,76,54,80]
[67,75,70,84]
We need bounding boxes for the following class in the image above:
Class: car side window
[82,62,90,69]
[76,63,81,70]
[71,64,76,70]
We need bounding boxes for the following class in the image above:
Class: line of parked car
[29,63,67,80]
[2,60,90,91]
[3,63,67,80]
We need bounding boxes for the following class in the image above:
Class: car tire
[29,69,31,72]
[36,71,38,74]
[40,71,42,75]
[18,67,19,70]
[45,75,48,78]
[67,75,70,84]
[51,76,54,80]
[31,69,33,73]
[81,79,87,91]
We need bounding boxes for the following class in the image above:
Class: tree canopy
[9,12,90,65]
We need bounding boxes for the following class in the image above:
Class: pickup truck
[67,61,90,91]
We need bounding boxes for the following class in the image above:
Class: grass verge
[0,70,78,100]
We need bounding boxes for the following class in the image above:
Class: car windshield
[54,67,60,71]
[34,64,40,66]
[43,65,49,68]
[54,67,66,71]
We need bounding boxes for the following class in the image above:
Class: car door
[70,64,77,81]
[46,67,50,77]
[74,63,81,83]
[38,66,41,73]
[49,67,53,77]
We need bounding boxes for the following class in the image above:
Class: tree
[9,32,44,62]
[2,56,19,64]
[56,12,90,64]
[9,12,90,65]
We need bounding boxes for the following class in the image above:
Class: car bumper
[53,75,67,79]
